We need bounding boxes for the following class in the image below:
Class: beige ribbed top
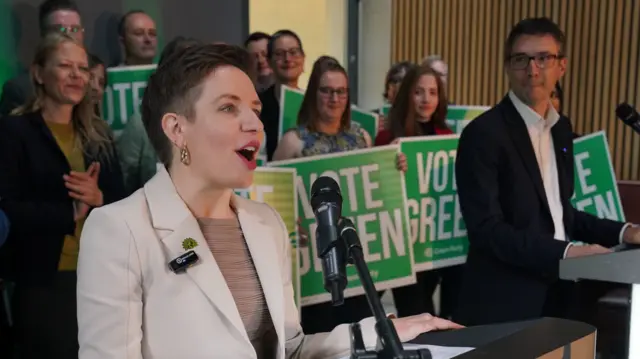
[197,217,277,359]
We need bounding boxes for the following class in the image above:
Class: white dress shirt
[508,91,628,256]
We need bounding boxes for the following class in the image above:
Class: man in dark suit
[454,17,640,326]
[0,0,84,116]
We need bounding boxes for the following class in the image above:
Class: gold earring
[180,144,191,166]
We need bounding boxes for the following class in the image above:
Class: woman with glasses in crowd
[376,64,454,319]
[0,32,125,359]
[272,56,373,334]
[273,56,370,161]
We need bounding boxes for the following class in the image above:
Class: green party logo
[182,237,198,251]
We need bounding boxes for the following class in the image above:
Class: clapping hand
[64,162,103,209]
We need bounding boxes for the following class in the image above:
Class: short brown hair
[504,17,566,62]
[141,43,254,167]
[387,64,449,140]
[297,56,350,132]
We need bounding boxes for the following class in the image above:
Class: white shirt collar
[508,90,560,128]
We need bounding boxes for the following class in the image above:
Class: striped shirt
[197,217,277,358]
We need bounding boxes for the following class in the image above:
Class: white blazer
[77,168,379,359]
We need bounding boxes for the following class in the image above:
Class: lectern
[560,248,640,359]
[414,317,596,358]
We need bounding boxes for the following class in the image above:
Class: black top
[453,95,625,326]
[258,85,280,161]
[0,72,32,116]
[418,121,436,136]
[0,111,126,284]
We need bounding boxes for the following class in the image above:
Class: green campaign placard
[400,136,468,271]
[380,104,391,117]
[350,105,379,142]
[278,85,305,141]
[571,131,625,222]
[234,167,300,306]
[270,146,415,306]
[103,64,156,134]
[279,86,379,142]
[445,105,490,134]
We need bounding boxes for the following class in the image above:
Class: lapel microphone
[169,250,200,273]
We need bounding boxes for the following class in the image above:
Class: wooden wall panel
[391,0,640,180]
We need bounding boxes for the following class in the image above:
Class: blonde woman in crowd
[0,32,125,359]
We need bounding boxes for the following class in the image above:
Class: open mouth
[235,141,260,170]
[236,147,256,161]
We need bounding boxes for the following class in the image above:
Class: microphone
[310,176,347,306]
[311,180,433,358]
[616,103,640,134]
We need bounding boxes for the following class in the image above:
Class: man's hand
[392,313,464,342]
[622,225,640,244]
[565,244,612,258]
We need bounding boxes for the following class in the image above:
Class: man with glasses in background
[0,0,83,115]
[454,17,640,326]
[258,29,305,161]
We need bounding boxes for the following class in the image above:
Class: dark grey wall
[5,0,248,70]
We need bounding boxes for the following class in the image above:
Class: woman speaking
[77,43,460,359]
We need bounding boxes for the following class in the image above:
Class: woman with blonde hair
[0,32,125,359]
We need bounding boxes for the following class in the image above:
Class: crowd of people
[1,0,640,358]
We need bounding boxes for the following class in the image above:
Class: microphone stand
[336,217,432,359]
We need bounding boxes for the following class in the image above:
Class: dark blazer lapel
[499,95,552,213]
[27,111,71,169]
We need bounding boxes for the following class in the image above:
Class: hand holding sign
[396,152,408,172]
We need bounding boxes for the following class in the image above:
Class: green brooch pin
[182,237,198,251]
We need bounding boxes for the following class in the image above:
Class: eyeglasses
[318,86,348,98]
[508,53,563,70]
[50,24,84,34]
[273,48,303,60]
